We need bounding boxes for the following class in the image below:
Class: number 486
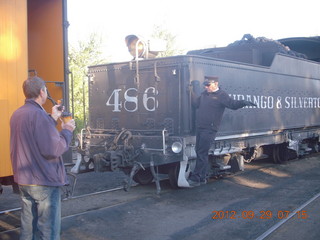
[106,87,158,112]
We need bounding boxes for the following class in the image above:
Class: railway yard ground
[1,155,320,240]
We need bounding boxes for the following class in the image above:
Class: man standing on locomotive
[188,76,256,187]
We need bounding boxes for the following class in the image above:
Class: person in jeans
[10,76,75,240]
[188,76,256,187]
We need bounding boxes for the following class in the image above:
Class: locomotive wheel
[133,168,154,185]
[273,143,288,164]
[272,145,280,163]
[278,143,288,163]
[168,163,180,189]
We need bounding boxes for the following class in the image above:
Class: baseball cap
[203,76,219,86]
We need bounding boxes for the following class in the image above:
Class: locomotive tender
[75,35,320,191]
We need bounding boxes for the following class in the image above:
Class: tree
[151,25,185,57]
[68,33,106,132]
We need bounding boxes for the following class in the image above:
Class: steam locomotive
[73,34,320,192]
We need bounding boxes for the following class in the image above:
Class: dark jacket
[193,89,247,131]
[10,99,73,186]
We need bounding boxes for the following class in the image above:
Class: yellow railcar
[0,0,68,191]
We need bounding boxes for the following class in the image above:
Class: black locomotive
[74,35,320,192]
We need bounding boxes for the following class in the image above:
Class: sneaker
[187,179,200,187]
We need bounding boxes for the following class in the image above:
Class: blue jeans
[19,185,61,240]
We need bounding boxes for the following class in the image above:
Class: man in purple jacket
[10,76,75,240]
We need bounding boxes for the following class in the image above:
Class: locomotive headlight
[125,35,147,59]
[171,142,183,154]
[125,34,166,59]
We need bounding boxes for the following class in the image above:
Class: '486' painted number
[106,87,158,112]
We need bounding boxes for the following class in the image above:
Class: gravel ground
[1,155,320,240]
[0,169,128,212]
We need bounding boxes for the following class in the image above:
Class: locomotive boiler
[74,35,320,192]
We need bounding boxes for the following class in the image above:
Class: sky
[67,0,320,62]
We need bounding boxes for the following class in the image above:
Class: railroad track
[0,185,133,236]
[3,178,319,239]
[1,155,319,239]
[255,191,320,240]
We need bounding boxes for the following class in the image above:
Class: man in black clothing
[188,76,256,187]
